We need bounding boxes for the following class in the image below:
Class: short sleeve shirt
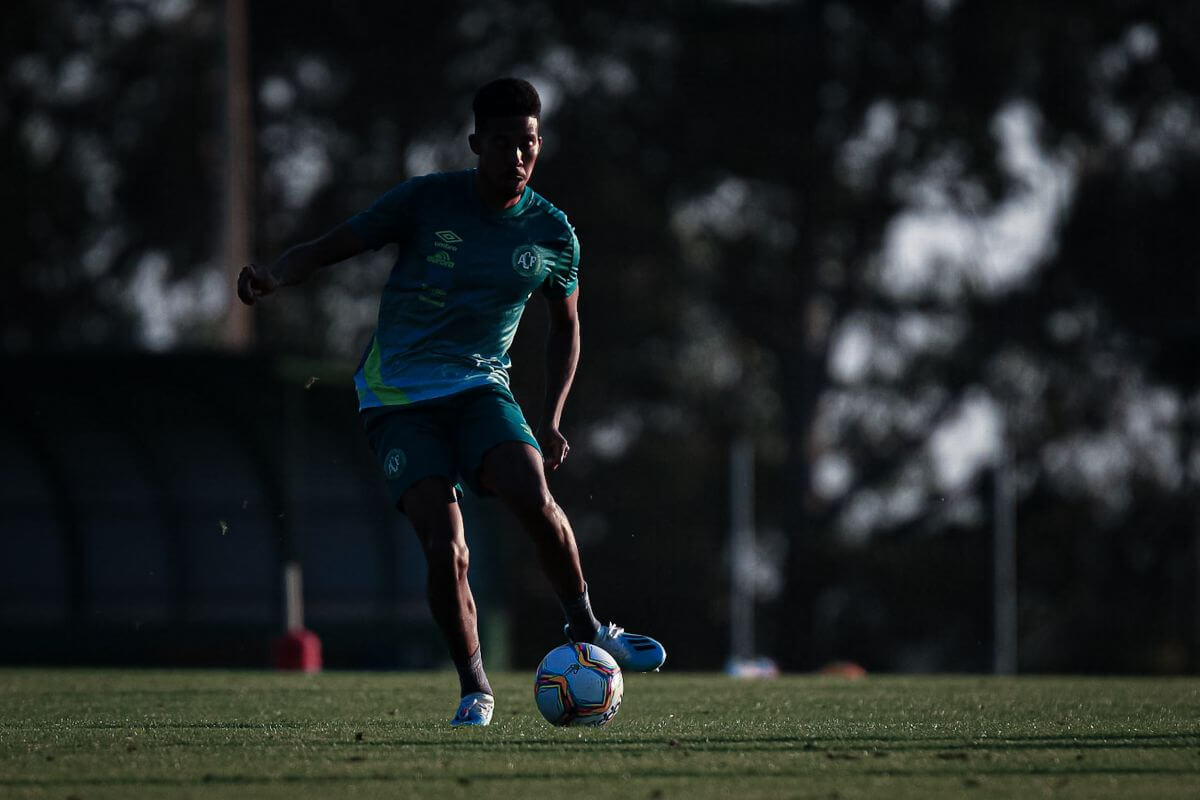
[347,169,580,409]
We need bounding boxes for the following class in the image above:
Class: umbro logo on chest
[427,230,461,268]
[433,230,461,251]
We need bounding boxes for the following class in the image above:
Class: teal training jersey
[347,169,580,409]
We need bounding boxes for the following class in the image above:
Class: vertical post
[272,559,322,671]
[283,560,304,632]
[269,374,321,672]
[1194,510,1200,669]
[730,435,755,664]
[993,442,1018,674]
[223,0,254,350]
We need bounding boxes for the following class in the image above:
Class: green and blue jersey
[347,169,580,409]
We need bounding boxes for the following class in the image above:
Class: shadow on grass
[352,730,1200,753]
[4,762,1200,790]
[23,726,1194,754]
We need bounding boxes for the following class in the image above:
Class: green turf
[1,669,1197,799]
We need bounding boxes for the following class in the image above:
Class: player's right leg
[403,479,494,726]
[361,406,494,725]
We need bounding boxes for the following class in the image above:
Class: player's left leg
[478,441,666,672]
[480,441,587,600]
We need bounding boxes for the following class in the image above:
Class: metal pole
[730,435,755,663]
[283,561,304,632]
[993,443,1018,674]
[1194,510,1200,668]
[223,0,254,349]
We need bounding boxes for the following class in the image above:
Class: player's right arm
[237,222,366,306]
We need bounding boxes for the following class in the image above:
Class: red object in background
[272,629,322,672]
[272,561,321,671]
[819,660,867,679]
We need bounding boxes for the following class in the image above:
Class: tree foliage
[7,0,1199,671]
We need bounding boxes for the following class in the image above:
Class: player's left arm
[539,288,580,471]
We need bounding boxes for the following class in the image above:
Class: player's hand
[539,427,570,471]
[237,263,279,306]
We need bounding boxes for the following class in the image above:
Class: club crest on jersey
[383,448,407,478]
[512,244,545,278]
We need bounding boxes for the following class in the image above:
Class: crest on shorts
[512,244,546,278]
[384,448,407,478]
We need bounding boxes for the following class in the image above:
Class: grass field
[1,668,1198,799]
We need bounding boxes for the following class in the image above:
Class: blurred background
[3,0,1198,675]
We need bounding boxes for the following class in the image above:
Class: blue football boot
[566,622,666,672]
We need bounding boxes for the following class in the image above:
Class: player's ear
[468,133,481,155]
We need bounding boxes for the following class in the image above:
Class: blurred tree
[8,0,1199,671]
[756,0,1200,672]
[3,0,226,351]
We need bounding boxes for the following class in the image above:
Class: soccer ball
[534,642,624,727]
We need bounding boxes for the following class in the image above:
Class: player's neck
[474,171,524,212]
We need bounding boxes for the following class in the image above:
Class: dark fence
[0,353,510,669]
[3,355,1194,674]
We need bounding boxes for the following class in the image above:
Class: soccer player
[237,78,665,726]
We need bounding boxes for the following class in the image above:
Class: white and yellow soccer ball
[533,642,624,727]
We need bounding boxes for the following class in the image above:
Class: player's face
[471,115,541,207]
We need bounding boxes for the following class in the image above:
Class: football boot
[450,691,494,727]
[566,622,666,672]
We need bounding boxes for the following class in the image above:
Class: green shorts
[360,386,541,508]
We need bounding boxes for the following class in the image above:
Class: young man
[237,78,665,726]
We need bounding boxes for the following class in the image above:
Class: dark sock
[559,583,602,643]
[455,647,492,698]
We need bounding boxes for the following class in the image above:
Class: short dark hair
[472,78,541,130]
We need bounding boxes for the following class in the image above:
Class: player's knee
[503,481,557,521]
[423,536,470,577]
[481,443,549,504]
